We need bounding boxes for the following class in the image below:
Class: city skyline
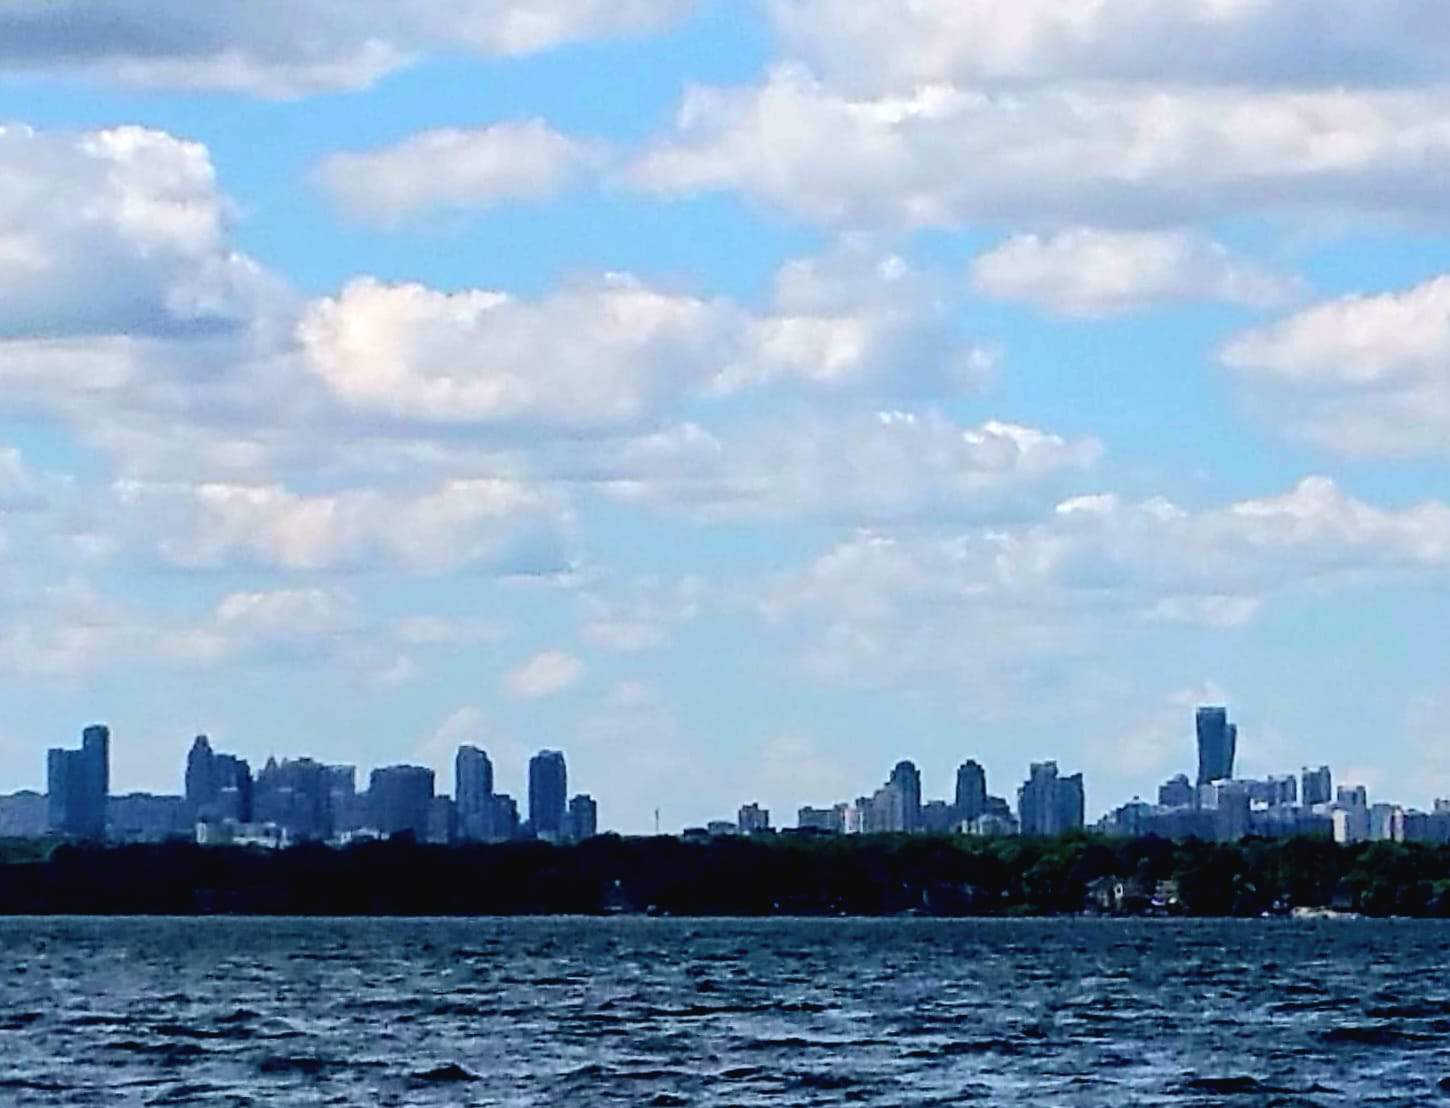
[8,702,1443,848]
[0,4,1449,836]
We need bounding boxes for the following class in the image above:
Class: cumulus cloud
[764,478,1450,694]
[299,275,736,428]
[316,120,605,225]
[503,649,585,700]
[299,249,993,428]
[1221,275,1450,456]
[596,411,1102,522]
[0,0,696,96]
[971,229,1302,317]
[111,478,569,574]
[631,68,1450,229]
[0,124,280,341]
[770,0,1450,94]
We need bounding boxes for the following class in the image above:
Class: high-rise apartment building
[1302,765,1333,807]
[1196,707,1237,785]
[47,724,109,838]
[455,746,495,842]
[890,760,922,833]
[529,751,568,839]
[955,760,988,823]
[1018,761,1085,837]
[737,802,771,834]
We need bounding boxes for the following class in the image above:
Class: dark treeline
[4,833,1450,917]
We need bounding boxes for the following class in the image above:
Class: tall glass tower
[1196,707,1237,785]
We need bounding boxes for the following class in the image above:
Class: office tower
[455,746,494,842]
[1196,707,1237,785]
[1302,765,1333,807]
[47,724,109,839]
[1017,761,1085,837]
[185,735,214,808]
[890,760,922,833]
[1056,772,1086,832]
[738,802,771,834]
[865,782,905,833]
[529,751,568,839]
[368,765,436,839]
[1158,774,1194,809]
[955,760,988,822]
[185,736,255,824]
[566,794,598,841]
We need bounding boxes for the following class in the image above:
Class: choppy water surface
[3,918,1450,1105]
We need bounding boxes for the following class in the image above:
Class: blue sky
[1,1,1449,831]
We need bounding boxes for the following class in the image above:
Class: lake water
[2,917,1449,1105]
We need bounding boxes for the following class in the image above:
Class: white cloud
[578,577,704,652]
[769,0,1450,94]
[112,478,569,574]
[1221,275,1450,456]
[971,229,1302,317]
[299,275,736,428]
[597,411,1102,522]
[0,124,281,341]
[316,120,605,225]
[764,478,1450,696]
[503,649,585,700]
[0,1,696,96]
[631,68,1450,229]
[299,249,993,428]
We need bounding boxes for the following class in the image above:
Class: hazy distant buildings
[1196,707,1237,785]
[798,805,846,833]
[107,793,194,843]
[47,724,109,839]
[529,751,568,840]
[738,803,771,834]
[1018,761,1085,837]
[565,794,598,841]
[0,792,48,837]
[1158,774,1194,809]
[369,765,435,839]
[488,794,521,842]
[427,796,456,844]
[254,757,345,841]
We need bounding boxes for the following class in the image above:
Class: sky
[1,0,1449,832]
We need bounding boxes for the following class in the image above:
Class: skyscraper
[1196,707,1237,786]
[47,724,109,839]
[1017,761,1085,837]
[890,760,922,833]
[455,746,494,842]
[185,735,253,823]
[955,760,988,822]
[1302,765,1333,807]
[185,735,214,809]
[529,750,568,839]
[368,765,435,839]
